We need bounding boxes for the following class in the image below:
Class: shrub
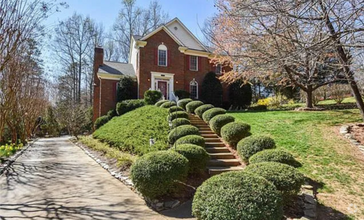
[248,104,268,111]
[171,144,209,174]
[177,98,193,110]
[202,107,226,123]
[155,100,168,107]
[131,151,189,199]
[229,81,252,109]
[144,90,162,105]
[168,125,199,144]
[94,115,109,130]
[117,76,137,102]
[93,106,169,155]
[171,118,191,128]
[175,135,205,148]
[244,162,305,199]
[107,109,117,120]
[175,90,190,99]
[186,101,204,113]
[160,101,176,108]
[221,122,251,147]
[249,149,301,167]
[194,104,214,118]
[168,106,184,113]
[116,99,146,116]
[237,135,276,161]
[209,115,235,136]
[192,171,283,220]
[201,71,223,107]
[168,111,189,121]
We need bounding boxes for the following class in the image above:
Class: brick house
[93,18,228,122]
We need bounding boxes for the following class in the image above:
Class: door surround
[151,72,174,100]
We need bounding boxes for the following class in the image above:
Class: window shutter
[186,55,190,70]
[155,49,158,65]
[198,57,202,71]
[168,50,171,67]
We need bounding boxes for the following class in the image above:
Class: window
[158,44,167,66]
[190,79,198,99]
[215,64,222,74]
[189,56,198,71]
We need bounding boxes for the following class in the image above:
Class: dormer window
[158,44,167,66]
[189,56,198,71]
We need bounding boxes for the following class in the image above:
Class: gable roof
[98,61,135,79]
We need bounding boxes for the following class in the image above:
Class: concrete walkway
[0,137,183,220]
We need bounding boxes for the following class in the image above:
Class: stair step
[200,130,215,133]
[208,159,241,166]
[209,152,235,159]
[201,134,219,138]
[204,137,221,142]
[205,146,230,153]
[205,142,225,147]
[208,166,244,175]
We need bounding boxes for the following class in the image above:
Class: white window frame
[190,78,198,99]
[215,64,222,74]
[189,56,198,71]
[158,44,167,67]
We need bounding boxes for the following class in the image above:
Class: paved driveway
[0,137,169,220]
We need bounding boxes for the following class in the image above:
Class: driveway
[0,137,170,220]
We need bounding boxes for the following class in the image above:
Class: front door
[157,81,168,99]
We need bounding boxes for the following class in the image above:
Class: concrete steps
[188,114,244,176]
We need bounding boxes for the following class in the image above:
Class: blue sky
[45,0,217,40]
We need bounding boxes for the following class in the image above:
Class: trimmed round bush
[131,151,189,199]
[177,98,193,110]
[168,111,189,121]
[202,107,226,123]
[160,101,177,108]
[94,115,109,130]
[249,149,301,167]
[171,118,191,128]
[168,125,199,144]
[175,90,190,99]
[186,101,204,113]
[144,90,162,105]
[237,135,276,161]
[244,162,305,199]
[155,100,168,107]
[107,109,117,120]
[171,144,209,174]
[175,135,205,148]
[168,106,184,113]
[192,171,283,220]
[209,115,235,136]
[116,99,146,115]
[221,122,251,147]
[194,104,214,118]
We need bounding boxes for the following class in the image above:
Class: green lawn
[229,110,364,218]
[317,97,356,105]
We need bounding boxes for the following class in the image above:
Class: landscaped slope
[230,110,364,219]
[93,105,169,155]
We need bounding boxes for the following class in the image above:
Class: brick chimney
[93,47,104,123]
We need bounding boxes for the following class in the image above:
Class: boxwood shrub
[168,111,189,121]
[155,100,168,107]
[186,101,204,113]
[171,118,191,128]
[168,106,184,113]
[160,101,176,108]
[237,135,276,161]
[131,151,189,199]
[144,90,162,105]
[249,149,301,167]
[94,115,109,130]
[194,104,214,118]
[175,135,205,148]
[209,115,235,136]
[202,107,226,123]
[192,171,283,220]
[177,98,193,110]
[244,162,305,199]
[116,99,146,115]
[168,125,199,144]
[171,144,209,174]
[107,109,117,120]
[220,122,251,147]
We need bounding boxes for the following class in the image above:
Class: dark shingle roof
[98,61,135,77]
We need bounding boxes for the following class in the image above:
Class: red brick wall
[99,79,118,117]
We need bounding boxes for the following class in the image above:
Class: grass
[79,136,136,169]
[93,105,170,155]
[318,97,356,105]
[229,109,364,219]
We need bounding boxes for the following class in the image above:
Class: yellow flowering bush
[0,143,23,160]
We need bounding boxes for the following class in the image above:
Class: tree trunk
[306,86,314,108]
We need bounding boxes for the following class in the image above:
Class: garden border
[340,124,364,154]
[0,139,37,176]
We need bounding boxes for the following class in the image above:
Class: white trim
[189,56,198,71]
[151,72,174,100]
[190,78,198,99]
[158,44,168,67]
